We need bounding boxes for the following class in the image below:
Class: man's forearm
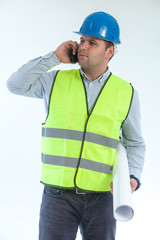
[6,52,60,98]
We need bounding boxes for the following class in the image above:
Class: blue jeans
[39,186,116,240]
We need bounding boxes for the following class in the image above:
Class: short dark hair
[105,41,114,50]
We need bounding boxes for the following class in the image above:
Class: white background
[0,0,160,239]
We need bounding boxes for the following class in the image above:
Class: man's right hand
[53,41,78,63]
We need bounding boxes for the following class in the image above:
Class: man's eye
[90,41,96,45]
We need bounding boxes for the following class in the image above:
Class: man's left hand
[110,178,138,195]
[130,178,138,193]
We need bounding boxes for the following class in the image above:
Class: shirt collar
[80,68,111,84]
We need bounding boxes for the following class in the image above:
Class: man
[7,12,145,240]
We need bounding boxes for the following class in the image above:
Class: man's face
[78,34,112,70]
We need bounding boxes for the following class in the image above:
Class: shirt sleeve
[6,52,60,100]
[121,89,146,181]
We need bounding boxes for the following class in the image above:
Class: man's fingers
[109,179,137,196]
[69,41,79,54]
[110,182,113,195]
[130,178,138,193]
[54,40,79,63]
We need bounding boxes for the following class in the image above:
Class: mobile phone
[69,48,78,63]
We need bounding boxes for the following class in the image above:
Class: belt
[45,186,110,196]
[46,186,89,195]
[44,185,87,195]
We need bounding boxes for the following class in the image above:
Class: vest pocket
[44,185,63,198]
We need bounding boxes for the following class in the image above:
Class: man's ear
[108,46,115,58]
[105,46,114,62]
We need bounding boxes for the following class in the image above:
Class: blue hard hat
[73,11,121,44]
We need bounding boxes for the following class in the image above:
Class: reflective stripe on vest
[42,128,118,149]
[41,153,113,173]
[41,69,133,192]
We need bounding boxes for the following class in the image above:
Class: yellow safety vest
[41,69,133,192]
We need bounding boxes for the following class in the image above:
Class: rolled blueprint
[113,142,134,222]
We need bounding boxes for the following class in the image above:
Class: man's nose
[80,41,89,51]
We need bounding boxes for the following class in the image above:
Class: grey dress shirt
[6,52,145,183]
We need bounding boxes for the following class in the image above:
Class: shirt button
[90,83,93,86]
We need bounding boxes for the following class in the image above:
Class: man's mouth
[79,52,88,58]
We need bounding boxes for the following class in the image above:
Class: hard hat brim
[73,31,121,44]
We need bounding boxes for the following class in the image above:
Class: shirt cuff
[43,52,61,64]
